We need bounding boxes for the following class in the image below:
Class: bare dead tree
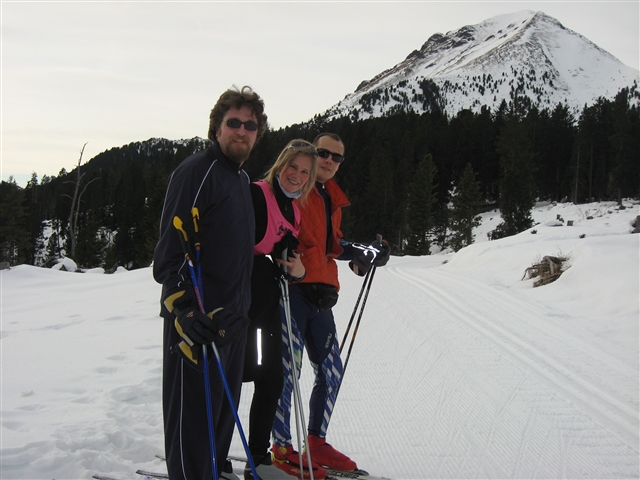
[63,143,100,259]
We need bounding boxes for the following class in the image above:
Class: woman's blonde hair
[263,139,318,204]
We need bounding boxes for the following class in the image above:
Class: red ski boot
[271,444,327,479]
[307,435,357,471]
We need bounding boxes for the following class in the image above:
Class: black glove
[349,243,376,276]
[272,230,299,262]
[174,306,251,364]
[209,308,251,347]
[371,238,391,267]
[175,306,218,346]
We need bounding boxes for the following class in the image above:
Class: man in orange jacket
[271,133,390,477]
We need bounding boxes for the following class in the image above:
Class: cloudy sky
[2,1,638,185]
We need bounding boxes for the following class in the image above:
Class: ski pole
[339,235,383,387]
[341,264,377,378]
[174,215,259,480]
[279,248,314,480]
[191,208,203,296]
[173,216,217,480]
[339,267,372,353]
[209,338,259,480]
[188,213,259,480]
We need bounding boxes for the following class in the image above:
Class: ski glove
[349,243,377,276]
[208,308,251,347]
[175,307,218,345]
[371,238,391,267]
[272,230,299,261]
[174,306,250,365]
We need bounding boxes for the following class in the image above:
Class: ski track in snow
[302,258,638,479]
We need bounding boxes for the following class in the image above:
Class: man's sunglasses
[317,148,345,163]
[225,118,259,131]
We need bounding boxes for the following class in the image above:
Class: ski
[136,470,169,479]
[94,475,157,480]
[150,455,250,477]
[326,468,393,480]
[228,454,392,480]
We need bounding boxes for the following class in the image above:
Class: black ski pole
[341,264,377,378]
[339,267,372,354]
[340,234,383,354]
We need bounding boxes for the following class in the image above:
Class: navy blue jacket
[153,141,255,317]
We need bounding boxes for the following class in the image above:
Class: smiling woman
[241,138,318,475]
[261,139,318,204]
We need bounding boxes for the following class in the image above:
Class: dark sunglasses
[225,118,259,131]
[317,148,345,163]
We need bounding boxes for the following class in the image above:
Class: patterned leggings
[272,284,344,446]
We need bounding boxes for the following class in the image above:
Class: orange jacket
[294,180,350,291]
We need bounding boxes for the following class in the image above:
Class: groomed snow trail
[242,257,639,479]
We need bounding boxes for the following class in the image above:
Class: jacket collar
[316,179,350,210]
[209,140,245,173]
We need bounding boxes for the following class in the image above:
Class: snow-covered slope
[324,11,639,120]
[1,200,638,479]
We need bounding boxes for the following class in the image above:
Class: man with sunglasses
[271,133,390,476]
[154,85,267,480]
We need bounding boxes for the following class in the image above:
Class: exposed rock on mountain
[322,11,639,121]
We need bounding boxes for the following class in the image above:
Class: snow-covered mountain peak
[325,11,639,121]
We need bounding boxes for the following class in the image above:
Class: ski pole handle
[281,247,289,275]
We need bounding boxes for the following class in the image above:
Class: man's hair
[312,132,343,146]
[208,85,268,142]
[263,139,318,204]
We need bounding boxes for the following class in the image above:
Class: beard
[221,139,252,165]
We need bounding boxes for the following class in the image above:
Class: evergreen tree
[608,88,640,201]
[24,172,47,265]
[0,179,30,265]
[74,210,108,268]
[405,154,438,255]
[45,219,64,265]
[361,149,395,239]
[572,106,596,203]
[392,131,417,252]
[449,163,483,251]
[491,111,536,239]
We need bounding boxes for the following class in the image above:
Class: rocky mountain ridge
[321,10,639,121]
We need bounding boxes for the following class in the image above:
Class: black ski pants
[163,314,247,480]
[243,255,284,461]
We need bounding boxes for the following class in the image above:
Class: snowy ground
[1,201,638,479]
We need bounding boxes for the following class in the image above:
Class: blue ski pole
[173,216,217,480]
[185,213,260,480]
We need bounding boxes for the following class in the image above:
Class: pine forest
[1,88,638,270]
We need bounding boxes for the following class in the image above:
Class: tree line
[1,87,638,270]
